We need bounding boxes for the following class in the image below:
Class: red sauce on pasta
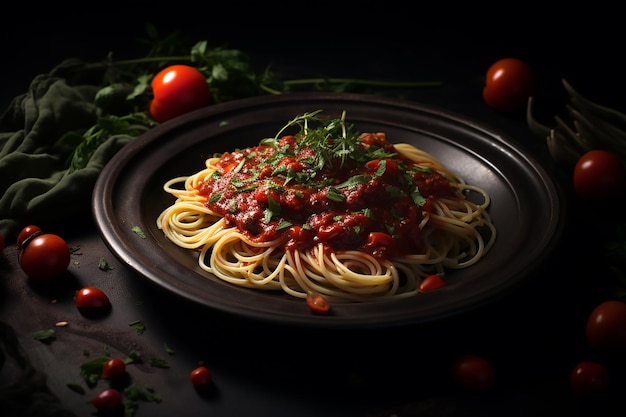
[197,132,455,261]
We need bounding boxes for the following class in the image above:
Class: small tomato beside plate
[150,65,211,123]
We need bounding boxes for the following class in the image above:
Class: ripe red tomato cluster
[17,225,70,282]
[150,65,211,123]
[570,299,626,397]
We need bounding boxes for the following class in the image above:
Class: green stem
[113,56,192,66]
[261,78,442,95]
[284,78,443,88]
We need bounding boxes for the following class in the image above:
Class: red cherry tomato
[101,357,127,380]
[570,361,609,398]
[150,64,211,123]
[418,274,447,292]
[0,232,4,252]
[573,150,626,200]
[18,233,70,282]
[483,58,536,112]
[91,388,123,414]
[17,224,43,247]
[452,354,495,390]
[306,291,331,314]
[190,366,213,388]
[586,300,626,354]
[75,286,111,312]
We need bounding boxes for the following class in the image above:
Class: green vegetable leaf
[80,356,109,386]
[131,226,146,238]
[98,256,114,271]
[129,320,146,335]
[32,329,56,344]
[149,358,170,368]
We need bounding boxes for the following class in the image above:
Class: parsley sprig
[261,110,396,177]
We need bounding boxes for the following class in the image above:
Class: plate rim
[92,92,567,329]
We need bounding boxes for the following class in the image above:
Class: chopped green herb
[326,187,344,202]
[124,383,162,404]
[126,350,142,364]
[149,358,170,368]
[98,256,114,271]
[129,320,147,335]
[276,220,292,231]
[131,226,146,238]
[80,356,109,386]
[209,192,222,204]
[32,329,56,344]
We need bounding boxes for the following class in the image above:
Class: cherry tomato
[101,357,127,380]
[573,150,626,200]
[91,388,122,414]
[418,274,447,292]
[150,64,211,123]
[0,232,4,253]
[190,366,213,388]
[75,286,111,316]
[18,233,70,282]
[570,361,609,398]
[452,354,495,390]
[586,300,626,354]
[306,291,331,314]
[17,224,43,247]
[483,58,536,112]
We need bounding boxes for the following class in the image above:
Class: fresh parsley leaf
[131,226,146,238]
[32,329,56,344]
[98,256,114,271]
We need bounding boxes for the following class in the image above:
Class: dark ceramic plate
[93,93,565,329]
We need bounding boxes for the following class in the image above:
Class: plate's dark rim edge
[92,92,569,329]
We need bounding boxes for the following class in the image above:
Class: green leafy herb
[149,358,170,368]
[129,320,147,335]
[80,356,109,386]
[124,383,162,404]
[98,256,114,271]
[131,226,146,238]
[164,343,175,355]
[32,329,56,344]
[62,113,157,173]
[326,187,345,202]
[264,192,281,223]
[123,383,163,416]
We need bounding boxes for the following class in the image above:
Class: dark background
[2,5,624,110]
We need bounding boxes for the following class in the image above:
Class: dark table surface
[2,8,625,417]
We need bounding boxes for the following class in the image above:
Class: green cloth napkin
[0,59,134,242]
[0,321,78,417]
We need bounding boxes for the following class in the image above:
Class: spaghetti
[157,111,496,302]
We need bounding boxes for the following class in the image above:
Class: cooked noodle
[157,111,496,302]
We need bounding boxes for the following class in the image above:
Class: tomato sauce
[196,132,455,261]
